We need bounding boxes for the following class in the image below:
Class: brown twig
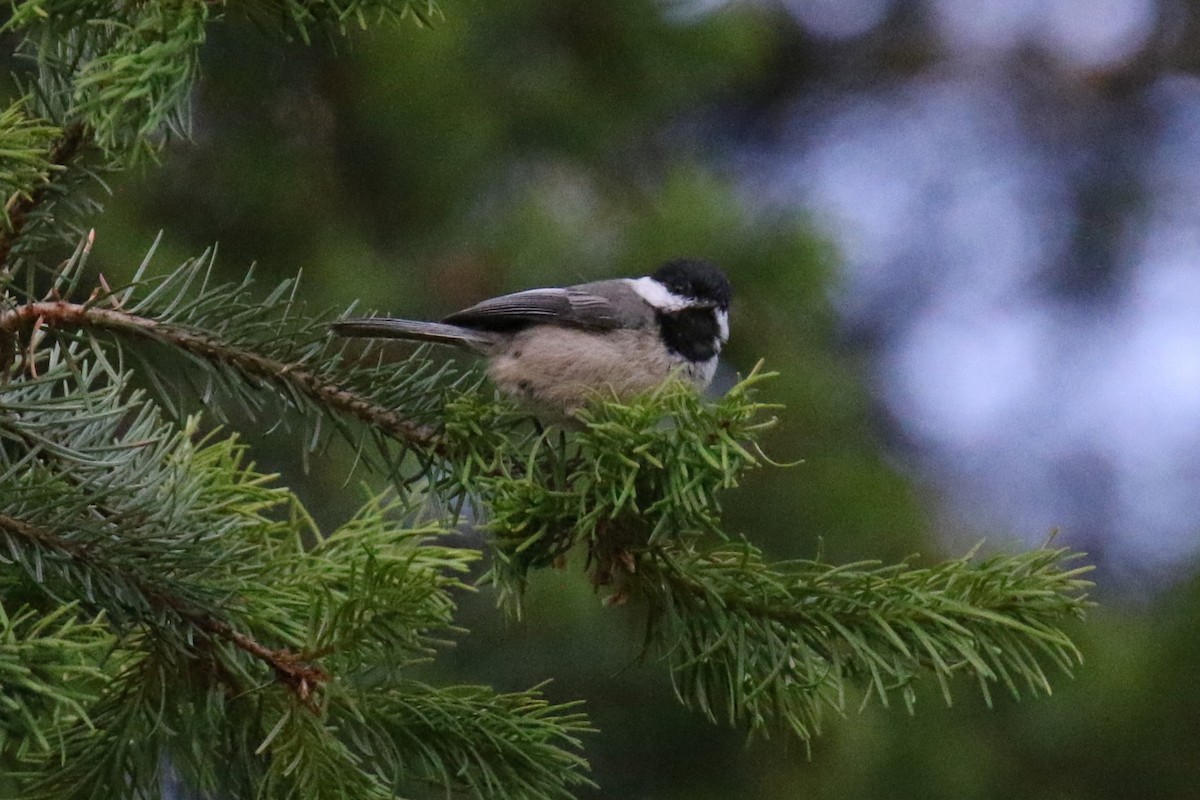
[0,511,329,703]
[0,299,444,453]
[0,122,89,268]
[143,584,330,702]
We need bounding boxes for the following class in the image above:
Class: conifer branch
[463,373,1092,741]
[0,299,442,453]
[0,0,1100,783]
[250,0,444,42]
[0,601,110,755]
[0,122,88,267]
[0,511,330,703]
[636,542,1092,740]
[0,101,66,222]
[331,682,596,800]
[145,588,332,703]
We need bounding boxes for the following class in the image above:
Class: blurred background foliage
[49,0,1198,796]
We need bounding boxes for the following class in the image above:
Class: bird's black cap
[651,259,732,310]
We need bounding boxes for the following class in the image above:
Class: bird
[331,259,731,417]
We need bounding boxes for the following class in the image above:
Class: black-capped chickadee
[332,259,731,416]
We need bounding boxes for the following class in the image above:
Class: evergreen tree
[0,2,1091,797]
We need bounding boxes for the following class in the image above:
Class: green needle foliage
[0,602,110,756]
[0,0,1093,797]
[0,327,592,799]
[0,101,62,220]
[642,543,1090,743]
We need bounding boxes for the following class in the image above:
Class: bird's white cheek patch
[627,276,690,312]
[716,310,729,342]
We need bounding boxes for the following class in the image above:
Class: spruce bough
[0,1,1091,796]
[0,250,1091,796]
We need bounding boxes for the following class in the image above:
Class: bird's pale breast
[487,326,699,414]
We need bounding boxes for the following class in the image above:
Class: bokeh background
[85,0,1200,797]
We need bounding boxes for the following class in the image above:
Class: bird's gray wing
[441,287,623,331]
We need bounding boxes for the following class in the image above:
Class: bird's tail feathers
[331,318,495,352]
